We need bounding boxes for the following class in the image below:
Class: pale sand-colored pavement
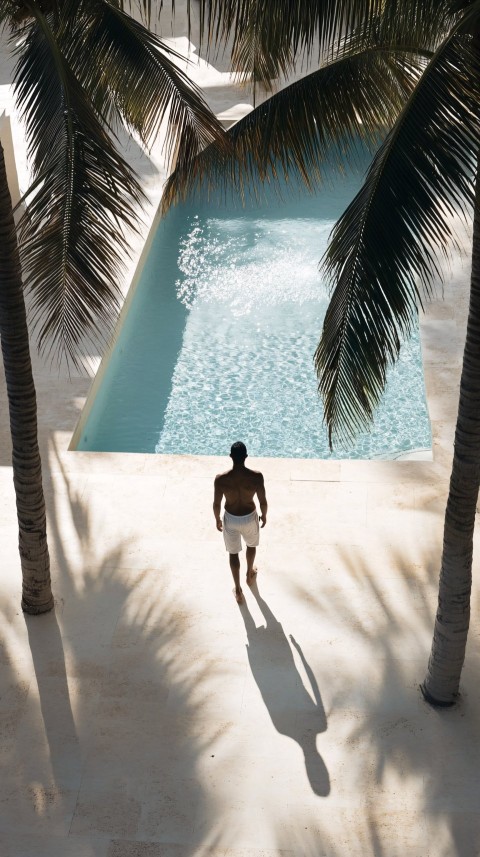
[1,11,480,857]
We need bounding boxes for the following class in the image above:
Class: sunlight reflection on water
[77,160,432,458]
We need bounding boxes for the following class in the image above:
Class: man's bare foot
[246,568,257,586]
[234,587,244,604]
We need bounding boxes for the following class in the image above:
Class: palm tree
[316,1,480,706]
[167,0,478,705]
[0,0,224,613]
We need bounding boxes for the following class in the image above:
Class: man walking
[213,442,268,603]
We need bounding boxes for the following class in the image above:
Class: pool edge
[68,199,167,452]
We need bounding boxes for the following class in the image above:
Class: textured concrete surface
[0,8,479,857]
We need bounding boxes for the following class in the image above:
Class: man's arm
[213,476,224,531]
[256,474,268,527]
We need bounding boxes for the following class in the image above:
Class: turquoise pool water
[75,158,432,458]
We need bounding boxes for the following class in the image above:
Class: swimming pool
[73,156,432,459]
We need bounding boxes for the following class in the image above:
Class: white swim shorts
[223,509,260,553]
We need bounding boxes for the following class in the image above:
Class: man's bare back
[214,466,266,517]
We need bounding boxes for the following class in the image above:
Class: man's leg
[246,546,257,585]
[229,553,243,602]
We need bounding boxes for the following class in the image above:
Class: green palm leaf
[162,44,424,211]
[14,7,144,366]
[316,23,480,448]
[118,0,157,26]
[342,0,453,58]
[192,0,455,86]
[195,0,383,62]
[367,0,457,46]
[61,0,226,168]
[229,0,294,93]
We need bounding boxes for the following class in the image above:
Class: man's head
[230,441,247,464]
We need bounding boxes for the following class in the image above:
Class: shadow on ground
[1,418,480,854]
[0,435,228,855]
[283,535,480,857]
[2,444,480,855]
[240,583,330,797]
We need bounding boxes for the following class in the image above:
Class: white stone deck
[0,9,479,857]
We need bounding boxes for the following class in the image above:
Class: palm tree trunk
[421,167,480,706]
[0,142,53,614]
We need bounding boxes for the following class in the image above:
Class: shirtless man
[213,441,268,604]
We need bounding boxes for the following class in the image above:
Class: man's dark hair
[230,441,247,463]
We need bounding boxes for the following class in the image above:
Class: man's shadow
[240,584,330,796]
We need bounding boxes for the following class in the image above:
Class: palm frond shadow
[286,538,480,856]
[0,435,231,851]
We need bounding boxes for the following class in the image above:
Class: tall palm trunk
[0,142,53,615]
[421,168,480,706]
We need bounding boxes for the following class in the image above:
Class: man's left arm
[213,477,224,531]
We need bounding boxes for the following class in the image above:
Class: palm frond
[369,0,458,47]
[195,0,383,59]
[58,0,226,170]
[316,25,480,448]
[190,0,456,85]
[229,0,293,92]
[162,44,424,211]
[14,7,145,367]
[339,0,452,59]
[0,1,14,26]
[118,0,160,27]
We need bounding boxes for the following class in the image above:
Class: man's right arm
[257,474,268,527]
[213,476,224,531]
